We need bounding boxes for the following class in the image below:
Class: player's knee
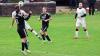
[40,31,44,35]
[22,38,26,43]
[44,32,48,36]
[84,29,87,31]
[76,28,79,31]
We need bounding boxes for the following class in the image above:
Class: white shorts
[25,21,32,30]
[76,18,86,28]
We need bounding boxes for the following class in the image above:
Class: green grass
[0,13,100,56]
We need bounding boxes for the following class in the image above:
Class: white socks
[75,31,79,38]
[32,30,38,35]
[75,31,89,38]
[85,31,89,37]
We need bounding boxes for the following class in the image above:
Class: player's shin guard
[45,35,51,41]
[41,35,45,40]
[22,42,25,51]
[24,42,28,50]
[75,29,79,38]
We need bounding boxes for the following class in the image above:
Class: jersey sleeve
[47,13,51,19]
[21,10,28,16]
[12,11,16,19]
[40,13,43,20]
[83,8,86,14]
[48,13,51,18]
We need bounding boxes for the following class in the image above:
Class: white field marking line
[32,50,75,56]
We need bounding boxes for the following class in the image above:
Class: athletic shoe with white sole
[26,50,31,53]
[21,50,27,55]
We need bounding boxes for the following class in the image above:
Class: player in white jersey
[74,3,89,39]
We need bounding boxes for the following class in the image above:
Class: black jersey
[40,13,51,26]
[15,11,25,29]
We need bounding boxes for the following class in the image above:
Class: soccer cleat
[26,50,31,53]
[36,35,42,40]
[74,36,79,39]
[43,40,47,43]
[48,41,52,44]
[86,35,90,39]
[38,36,42,40]
[21,50,27,55]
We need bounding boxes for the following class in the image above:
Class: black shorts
[41,25,48,32]
[17,28,27,38]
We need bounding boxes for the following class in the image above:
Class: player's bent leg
[29,29,38,35]
[25,21,41,39]
[29,29,41,40]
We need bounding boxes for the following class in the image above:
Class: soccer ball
[18,1,24,7]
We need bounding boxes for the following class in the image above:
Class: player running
[11,5,31,55]
[74,3,89,39]
[39,7,52,42]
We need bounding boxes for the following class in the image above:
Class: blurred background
[0,0,100,16]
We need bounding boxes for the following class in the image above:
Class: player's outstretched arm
[24,11,32,21]
[75,13,77,19]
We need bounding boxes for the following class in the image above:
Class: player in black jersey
[39,7,52,42]
[11,5,31,55]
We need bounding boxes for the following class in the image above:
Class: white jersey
[25,21,32,30]
[12,10,27,19]
[76,8,87,28]
[12,10,32,30]
[76,8,86,19]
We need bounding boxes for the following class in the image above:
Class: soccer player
[74,3,89,39]
[11,5,31,55]
[18,1,41,40]
[39,7,52,42]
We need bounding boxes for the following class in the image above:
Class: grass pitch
[0,13,100,56]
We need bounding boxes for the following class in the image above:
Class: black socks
[22,42,28,51]
[41,34,51,41]
[45,35,51,41]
